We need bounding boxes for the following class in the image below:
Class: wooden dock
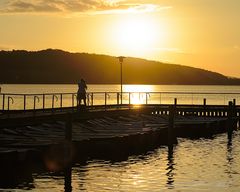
[1,100,239,170]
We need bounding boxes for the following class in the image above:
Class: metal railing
[0,91,240,111]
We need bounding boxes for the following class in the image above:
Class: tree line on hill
[1,49,240,85]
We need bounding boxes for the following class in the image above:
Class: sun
[113,16,160,56]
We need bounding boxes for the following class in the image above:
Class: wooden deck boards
[0,112,229,153]
[0,104,237,161]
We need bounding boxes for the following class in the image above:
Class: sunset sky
[0,0,240,77]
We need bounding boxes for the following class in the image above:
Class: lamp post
[117,56,126,104]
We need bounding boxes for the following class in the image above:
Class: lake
[0,84,240,191]
[1,84,240,110]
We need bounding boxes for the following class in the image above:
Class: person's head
[81,78,85,82]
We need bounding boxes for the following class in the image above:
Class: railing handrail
[1,91,240,111]
[1,91,240,96]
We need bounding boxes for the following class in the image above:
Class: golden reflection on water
[7,132,239,191]
[124,85,154,93]
[70,133,240,192]
[73,150,171,192]
[124,85,154,104]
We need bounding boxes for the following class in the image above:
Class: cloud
[0,0,171,15]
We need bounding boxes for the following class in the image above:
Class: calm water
[2,84,240,94]
[1,84,240,191]
[2,133,240,192]
[1,84,240,109]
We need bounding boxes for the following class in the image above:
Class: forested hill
[1,49,240,85]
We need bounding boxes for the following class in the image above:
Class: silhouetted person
[77,79,87,108]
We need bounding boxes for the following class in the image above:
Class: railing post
[2,94,5,110]
[129,93,131,105]
[8,97,10,111]
[43,94,45,110]
[7,97,13,111]
[160,93,161,104]
[72,94,74,108]
[60,94,63,108]
[146,93,148,105]
[117,93,119,105]
[34,96,40,111]
[52,94,55,109]
[23,95,26,111]
[105,92,107,109]
[34,96,36,110]
[91,93,93,107]
[86,93,89,106]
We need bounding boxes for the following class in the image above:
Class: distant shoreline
[1,49,240,85]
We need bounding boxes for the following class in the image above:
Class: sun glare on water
[124,85,154,104]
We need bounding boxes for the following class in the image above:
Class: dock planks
[0,103,238,165]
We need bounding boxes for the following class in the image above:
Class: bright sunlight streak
[124,85,153,93]
[112,16,163,56]
[124,85,153,104]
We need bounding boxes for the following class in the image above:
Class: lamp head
[117,56,126,63]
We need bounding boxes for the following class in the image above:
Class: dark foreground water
[1,132,240,192]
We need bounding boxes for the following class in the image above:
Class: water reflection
[166,146,175,189]
[64,167,72,192]
[2,133,240,191]
[0,163,35,190]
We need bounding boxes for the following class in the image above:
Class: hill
[0,49,240,85]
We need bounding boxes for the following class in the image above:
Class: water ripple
[2,132,240,192]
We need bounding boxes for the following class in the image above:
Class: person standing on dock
[77,79,87,107]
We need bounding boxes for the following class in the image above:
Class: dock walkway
[0,92,239,167]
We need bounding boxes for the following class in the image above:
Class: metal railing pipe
[7,96,14,111]
[23,95,26,111]
[34,96,40,110]
[2,94,5,110]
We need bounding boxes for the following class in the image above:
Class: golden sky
[0,0,240,77]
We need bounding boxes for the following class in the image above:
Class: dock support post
[64,113,73,190]
[65,113,72,141]
[233,99,238,130]
[64,166,72,192]
[203,98,206,117]
[233,99,236,106]
[168,105,177,149]
[174,98,177,106]
[227,101,234,144]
